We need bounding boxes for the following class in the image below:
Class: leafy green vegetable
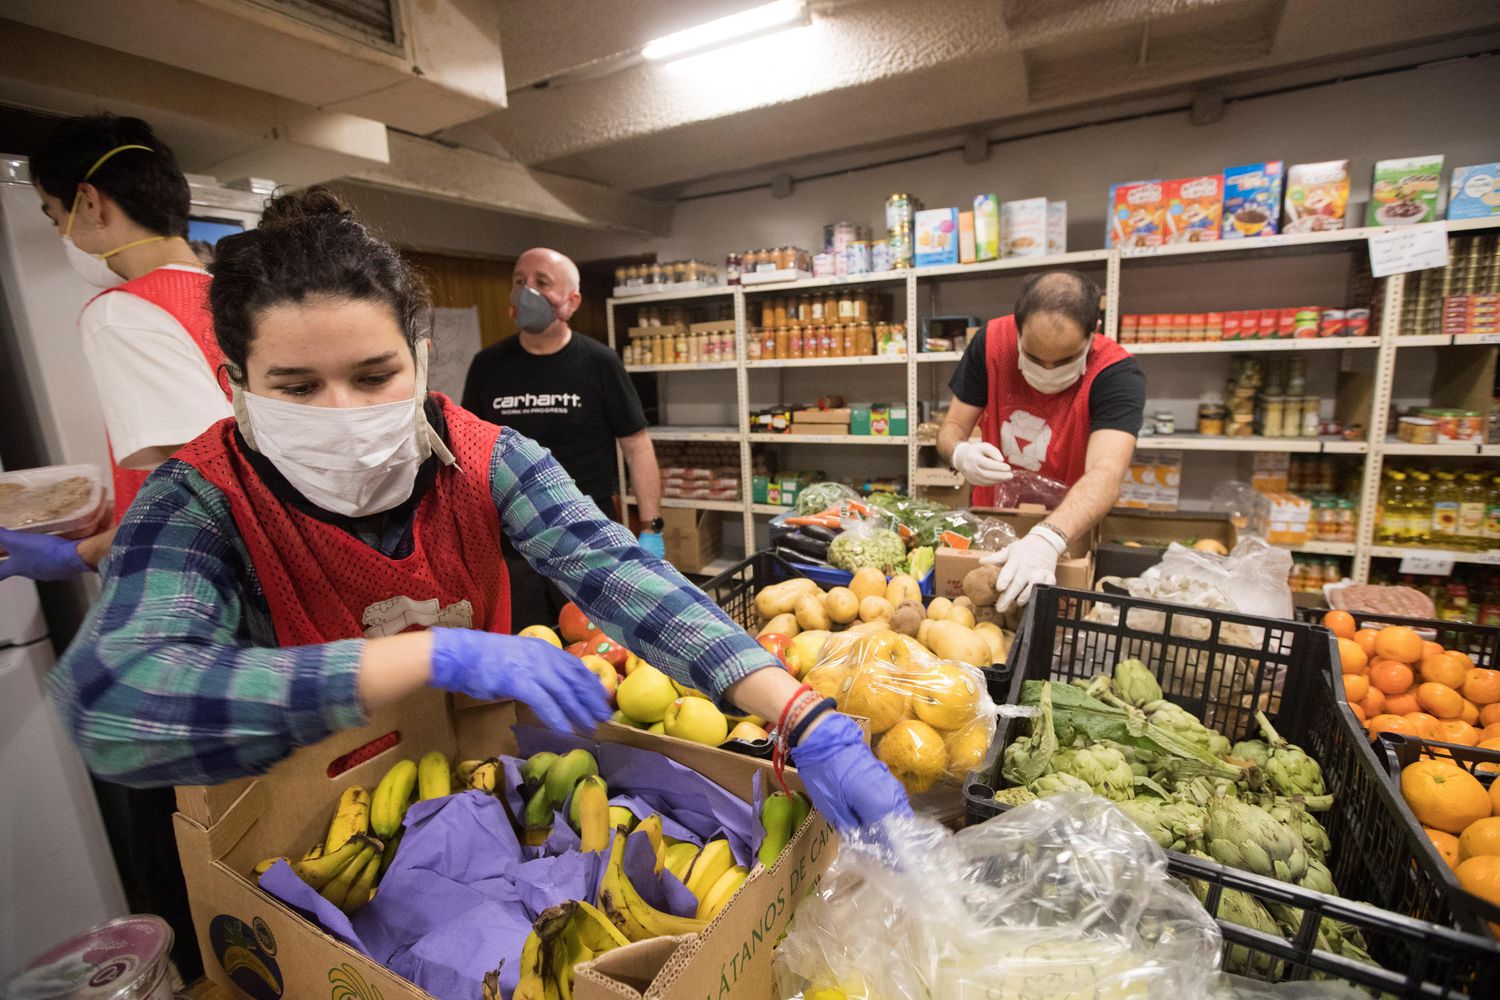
[1002,683,1057,787]
[828,527,906,573]
[796,482,859,515]
[902,546,935,578]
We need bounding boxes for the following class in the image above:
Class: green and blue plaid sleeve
[49,460,366,788]
[491,429,778,701]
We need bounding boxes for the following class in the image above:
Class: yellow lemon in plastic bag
[876,720,948,793]
[911,661,981,731]
[944,718,990,776]
[840,666,910,734]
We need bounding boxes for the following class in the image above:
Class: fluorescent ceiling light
[642,0,809,61]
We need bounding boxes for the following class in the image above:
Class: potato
[794,592,831,632]
[953,595,974,611]
[916,618,935,651]
[755,578,820,620]
[926,620,991,666]
[845,619,889,635]
[758,612,800,638]
[945,604,977,629]
[926,597,953,621]
[973,622,1008,664]
[885,573,921,606]
[890,602,923,638]
[962,564,1001,607]
[858,595,894,623]
[850,566,887,603]
[824,586,859,625]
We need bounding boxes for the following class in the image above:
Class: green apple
[663,697,729,746]
[616,664,677,724]
[581,654,618,701]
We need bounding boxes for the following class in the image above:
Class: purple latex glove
[790,714,912,833]
[0,527,91,581]
[637,530,665,558]
[429,629,611,733]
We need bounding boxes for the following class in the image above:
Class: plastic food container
[3,915,175,1000]
[0,464,105,537]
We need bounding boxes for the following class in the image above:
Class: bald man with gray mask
[463,247,665,626]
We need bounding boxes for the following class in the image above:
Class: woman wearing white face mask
[52,187,911,839]
[938,270,1145,612]
[1,115,233,583]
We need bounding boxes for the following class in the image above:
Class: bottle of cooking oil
[1432,470,1461,548]
[1377,470,1407,545]
[1458,472,1488,550]
[1486,475,1500,552]
[1407,470,1434,546]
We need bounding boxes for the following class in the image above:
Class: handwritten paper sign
[1398,550,1457,575]
[1368,223,1449,278]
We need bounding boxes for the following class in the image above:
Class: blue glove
[430,628,613,733]
[638,530,665,558]
[791,713,912,832]
[0,527,91,582]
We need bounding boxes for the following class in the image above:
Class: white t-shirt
[78,264,232,470]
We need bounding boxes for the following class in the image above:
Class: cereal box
[1283,160,1350,233]
[914,207,959,267]
[1367,155,1444,226]
[1109,180,1165,249]
[1449,163,1500,220]
[958,210,976,263]
[974,194,1000,260]
[1046,201,1067,255]
[1221,161,1283,238]
[1164,175,1223,244]
[1001,197,1047,258]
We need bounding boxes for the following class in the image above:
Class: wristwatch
[644,516,664,533]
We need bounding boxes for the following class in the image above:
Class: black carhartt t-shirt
[948,323,1147,434]
[462,332,647,512]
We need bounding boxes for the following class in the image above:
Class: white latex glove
[951,441,1013,487]
[983,526,1067,611]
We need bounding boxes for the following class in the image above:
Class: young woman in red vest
[0,114,231,581]
[53,187,908,835]
[939,270,1146,611]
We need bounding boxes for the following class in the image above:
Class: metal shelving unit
[607,216,1500,580]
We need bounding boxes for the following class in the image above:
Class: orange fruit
[1421,654,1469,689]
[1455,856,1500,910]
[1343,674,1370,702]
[1371,661,1416,696]
[1422,640,1447,660]
[1367,713,1418,737]
[1462,669,1500,706]
[1402,759,1492,833]
[1434,720,1481,746]
[1480,725,1500,745]
[1493,779,1500,816]
[1323,610,1357,639]
[1426,827,1462,870]
[1337,638,1369,675]
[1461,700,1481,726]
[1349,702,1367,724]
[1459,817,1500,863]
[1360,688,1386,719]
[1376,626,1425,665]
[1385,692,1422,715]
[1404,712,1443,739]
[1417,682,1465,720]
[1353,629,1380,657]
[1451,651,1478,673]
[1482,703,1500,728]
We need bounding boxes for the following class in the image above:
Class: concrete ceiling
[456,0,1500,196]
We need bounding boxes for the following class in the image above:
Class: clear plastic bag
[796,481,862,515]
[827,520,908,573]
[971,516,1018,551]
[804,630,998,794]
[985,468,1069,509]
[774,794,1226,1000]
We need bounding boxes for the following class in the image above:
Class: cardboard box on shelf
[174,695,835,1000]
[1117,452,1182,511]
[1284,160,1350,233]
[914,480,971,509]
[973,194,1000,261]
[1251,452,1291,493]
[1000,197,1047,258]
[663,507,724,573]
[1222,161,1284,238]
[1449,163,1500,220]
[1366,155,1444,226]
[1163,175,1223,244]
[914,208,959,267]
[1046,201,1067,255]
[958,210,977,264]
[933,506,1094,622]
[1094,510,1240,581]
[1262,491,1313,546]
[792,407,852,426]
[1108,180,1165,249]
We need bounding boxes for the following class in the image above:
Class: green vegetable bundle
[827,526,906,573]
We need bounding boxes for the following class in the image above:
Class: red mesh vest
[175,394,510,646]
[89,268,230,519]
[972,315,1131,507]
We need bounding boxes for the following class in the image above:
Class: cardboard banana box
[174,692,834,1000]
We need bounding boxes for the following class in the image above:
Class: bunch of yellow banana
[755,789,811,868]
[417,750,451,800]
[596,828,708,943]
[371,760,417,838]
[570,775,611,853]
[512,899,630,1000]
[324,785,371,854]
[461,758,501,793]
[288,834,385,915]
[678,838,746,920]
[522,749,599,847]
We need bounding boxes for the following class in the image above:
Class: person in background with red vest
[0,114,231,582]
[52,187,909,834]
[939,270,1145,611]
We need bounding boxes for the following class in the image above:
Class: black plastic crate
[964,585,1500,993]
[700,550,1013,701]
[1295,607,1500,670]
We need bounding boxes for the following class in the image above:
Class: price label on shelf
[1367,223,1449,278]
[1397,550,1456,575]
[1474,551,1500,566]
[1473,332,1500,345]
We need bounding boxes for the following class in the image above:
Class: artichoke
[1028,772,1092,797]
[991,785,1038,807]
[1204,795,1308,883]
[1183,851,1285,980]
[1263,797,1331,863]
[1002,683,1057,788]
[1143,699,1231,758]
[1117,797,1207,852]
[1254,711,1326,798]
[1051,745,1136,802]
[1298,858,1337,896]
[1112,658,1163,708]
[1228,739,1270,768]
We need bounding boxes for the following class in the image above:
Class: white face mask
[1019,344,1089,395]
[61,233,124,288]
[234,340,450,517]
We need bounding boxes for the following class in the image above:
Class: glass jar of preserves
[1197,402,1226,436]
[759,299,774,328]
[772,297,789,328]
[855,322,873,356]
[838,325,853,357]
[1262,396,1286,437]
[853,293,869,321]
[824,292,838,321]
[725,252,742,285]
[787,325,803,358]
[798,294,812,323]
[776,326,791,360]
[809,296,824,322]
[746,330,762,361]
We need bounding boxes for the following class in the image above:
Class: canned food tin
[1319,308,1345,337]
[888,228,913,269]
[4,916,175,1000]
[1344,308,1370,336]
[812,252,836,277]
[845,240,872,274]
[1458,411,1484,443]
[1259,309,1279,337]
[871,241,894,271]
[885,193,914,232]
[1223,312,1242,339]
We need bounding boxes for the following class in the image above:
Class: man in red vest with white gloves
[939,270,1145,612]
